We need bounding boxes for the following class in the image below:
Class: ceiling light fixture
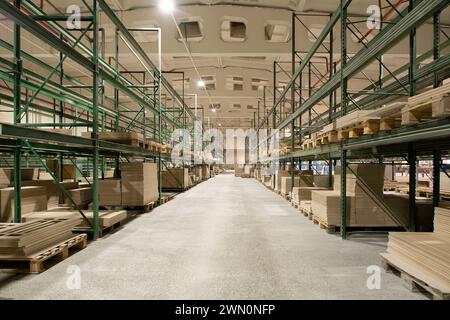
[197,80,205,88]
[159,0,175,14]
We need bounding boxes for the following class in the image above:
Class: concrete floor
[0,174,426,300]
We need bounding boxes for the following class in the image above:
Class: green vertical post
[340,0,348,239]
[328,158,333,189]
[433,10,442,88]
[408,143,416,232]
[329,13,333,124]
[13,0,22,223]
[409,0,417,97]
[92,0,100,240]
[341,0,348,117]
[340,147,347,239]
[433,150,441,211]
[308,61,312,138]
[114,28,120,176]
[291,12,296,193]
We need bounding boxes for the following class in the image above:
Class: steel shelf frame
[256,0,450,239]
[0,0,198,239]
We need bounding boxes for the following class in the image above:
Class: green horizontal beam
[0,1,94,70]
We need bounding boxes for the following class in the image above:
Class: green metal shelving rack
[0,0,198,240]
[255,0,450,239]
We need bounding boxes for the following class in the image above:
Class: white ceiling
[1,0,449,128]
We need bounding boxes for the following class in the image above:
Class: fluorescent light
[197,80,205,88]
[211,108,216,113]
[159,0,175,14]
[218,123,222,127]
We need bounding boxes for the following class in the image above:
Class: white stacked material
[274,170,291,191]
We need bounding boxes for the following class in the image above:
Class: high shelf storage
[0,0,198,239]
[254,0,450,239]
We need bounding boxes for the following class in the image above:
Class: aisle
[0,174,424,299]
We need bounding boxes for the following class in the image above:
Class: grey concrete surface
[0,174,427,299]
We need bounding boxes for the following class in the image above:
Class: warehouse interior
[0,0,449,300]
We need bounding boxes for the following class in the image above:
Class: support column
[92,0,100,240]
[433,150,441,210]
[13,0,22,223]
[409,0,417,97]
[408,143,416,232]
[433,10,442,88]
[291,12,296,193]
[328,158,333,189]
[341,0,348,117]
[340,147,347,239]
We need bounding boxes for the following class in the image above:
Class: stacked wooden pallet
[0,218,81,257]
[402,83,450,126]
[381,207,450,299]
[291,187,328,203]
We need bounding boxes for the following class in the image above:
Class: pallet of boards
[45,160,76,181]
[381,207,450,299]
[0,218,81,257]
[0,186,47,223]
[23,208,127,229]
[121,163,158,206]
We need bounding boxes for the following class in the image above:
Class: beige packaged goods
[121,163,158,206]
[99,179,122,206]
[381,207,450,297]
[0,218,81,257]
[22,180,79,209]
[65,187,93,206]
[0,186,48,223]
[24,208,127,229]
[274,170,291,191]
[291,187,328,203]
[311,190,353,226]
[0,168,38,187]
[161,168,189,189]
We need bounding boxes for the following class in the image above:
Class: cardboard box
[99,179,122,206]
[121,162,158,206]
[161,168,189,189]
[0,186,47,222]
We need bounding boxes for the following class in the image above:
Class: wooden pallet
[311,215,339,233]
[0,234,87,273]
[98,221,124,237]
[299,206,313,220]
[402,84,450,126]
[291,201,300,209]
[381,255,450,300]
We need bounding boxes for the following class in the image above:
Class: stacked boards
[0,187,47,222]
[381,207,450,299]
[161,168,189,189]
[23,209,127,230]
[0,218,80,257]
